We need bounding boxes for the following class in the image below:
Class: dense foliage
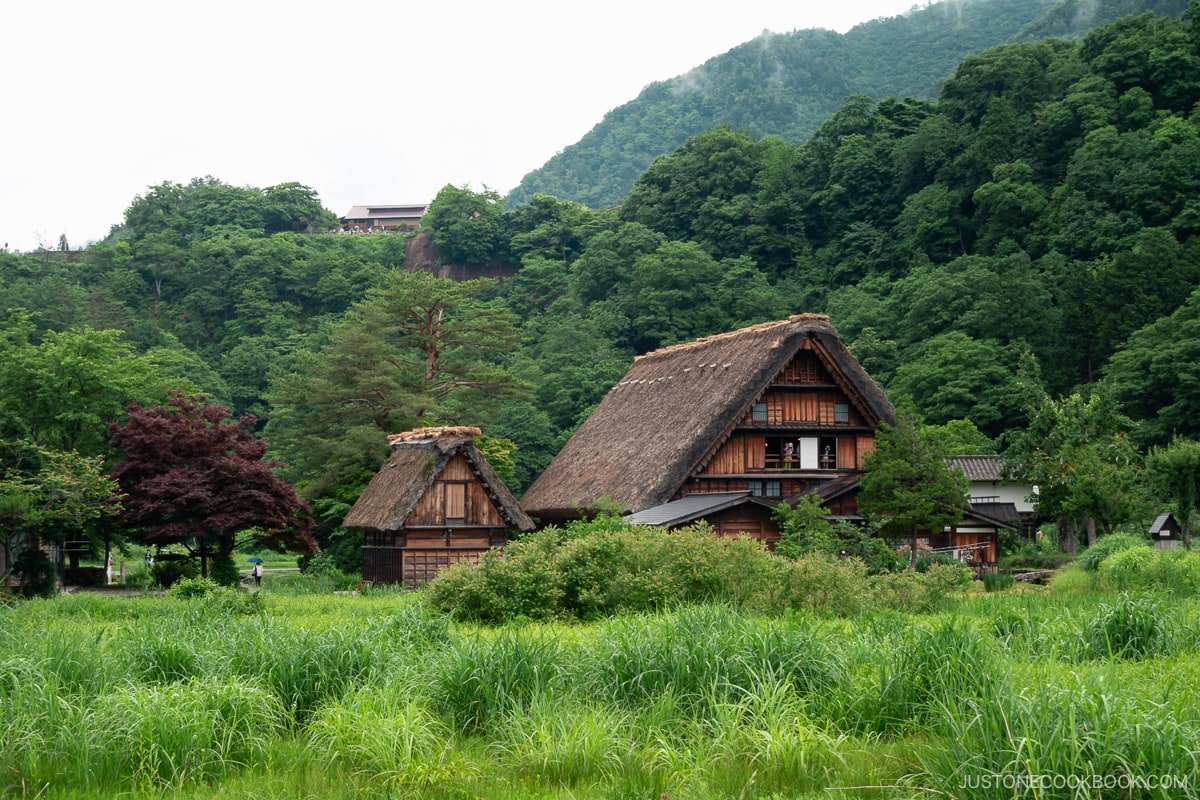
[4,3,1200,577]
[507,0,1188,209]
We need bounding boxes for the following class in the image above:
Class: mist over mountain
[507,0,1188,209]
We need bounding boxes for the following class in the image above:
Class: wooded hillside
[4,3,1200,562]
[506,0,1189,209]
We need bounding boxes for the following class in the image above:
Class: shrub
[149,555,199,588]
[914,552,961,573]
[1147,548,1200,595]
[14,548,56,597]
[123,564,158,590]
[1097,545,1159,591]
[168,577,222,599]
[1082,592,1170,659]
[772,552,872,617]
[1076,532,1151,572]
[868,562,972,614]
[981,570,1015,592]
[208,551,240,587]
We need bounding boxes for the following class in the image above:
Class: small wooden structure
[523,314,895,546]
[929,504,1016,576]
[1150,512,1183,551]
[342,426,533,588]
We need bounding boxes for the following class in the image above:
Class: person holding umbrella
[247,557,264,588]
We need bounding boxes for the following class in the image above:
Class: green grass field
[2,572,1197,799]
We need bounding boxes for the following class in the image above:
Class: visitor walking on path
[252,562,263,588]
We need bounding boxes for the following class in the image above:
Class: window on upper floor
[752,402,768,422]
[444,482,467,522]
[835,403,849,423]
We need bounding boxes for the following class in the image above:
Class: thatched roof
[342,427,533,532]
[520,314,894,519]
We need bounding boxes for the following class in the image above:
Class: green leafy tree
[888,332,1023,436]
[422,184,504,265]
[266,271,529,496]
[1145,436,1200,548]
[922,419,995,456]
[1106,284,1200,444]
[772,493,839,560]
[0,441,121,590]
[621,241,727,352]
[1004,375,1143,552]
[859,405,969,570]
[0,313,178,456]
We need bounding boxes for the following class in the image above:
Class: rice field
[1,576,1198,799]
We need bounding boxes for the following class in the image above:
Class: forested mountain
[506,0,1189,210]
[4,5,1200,565]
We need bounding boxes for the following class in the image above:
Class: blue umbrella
[245,557,264,564]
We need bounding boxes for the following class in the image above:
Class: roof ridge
[634,314,832,361]
[387,426,481,445]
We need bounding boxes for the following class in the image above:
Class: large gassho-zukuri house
[342,426,534,587]
[521,313,999,572]
[521,314,898,549]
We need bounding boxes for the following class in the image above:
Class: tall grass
[417,626,564,734]
[306,684,471,792]
[2,583,1198,798]
[2,676,285,791]
[572,604,840,717]
[920,663,1200,799]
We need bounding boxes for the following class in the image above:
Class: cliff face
[403,231,519,281]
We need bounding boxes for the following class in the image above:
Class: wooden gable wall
[698,347,878,478]
[405,453,508,528]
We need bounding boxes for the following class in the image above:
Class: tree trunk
[1085,516,1097,548]
[1057,517,1079,554]
[909,527,918,571]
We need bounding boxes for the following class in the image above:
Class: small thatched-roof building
[343,426,533,587]
[521,314,895,542]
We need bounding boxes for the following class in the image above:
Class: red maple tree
[110,392,315,580]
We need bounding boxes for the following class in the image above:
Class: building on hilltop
[342,426,533,588]
[339,203,427,232]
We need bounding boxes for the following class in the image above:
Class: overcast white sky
[1,0,924,253]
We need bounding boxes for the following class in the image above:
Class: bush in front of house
[426,518,974,623]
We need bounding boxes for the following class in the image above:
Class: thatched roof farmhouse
[343,426,533,587]
[520,314,895,543]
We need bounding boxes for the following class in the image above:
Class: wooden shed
[1150,512,1183,550]
[342,426,533,588]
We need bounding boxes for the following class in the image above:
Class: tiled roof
[951,455,1004,482]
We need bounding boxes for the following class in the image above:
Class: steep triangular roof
[342,426,533,532]
[520,314,893,519]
